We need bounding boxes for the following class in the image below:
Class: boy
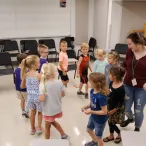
[37,44,49,73]
[76,43,92,99]
[14,53,29,118]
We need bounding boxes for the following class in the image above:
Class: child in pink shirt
[58,41,69,86]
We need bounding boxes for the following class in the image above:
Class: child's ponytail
[21,58,27,79]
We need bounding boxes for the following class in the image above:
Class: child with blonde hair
[37,44,49,73]
[38,63,69,139]
[76,43,92,99]
[93,48,108,74]
[82,73,108,146]
[58,41,69,87]
[21,55,43,135]
[105,51,120,85]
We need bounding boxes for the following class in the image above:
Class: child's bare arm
[21,75,26,89]
[91,105,107,115]
[38,94,46,102]
[76,56,83,76]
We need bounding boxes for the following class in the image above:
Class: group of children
[14,40,126,146]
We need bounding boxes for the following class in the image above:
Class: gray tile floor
[0,70,146,146]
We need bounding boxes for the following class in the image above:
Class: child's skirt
[108,105,125,124]
[43,112,63,122]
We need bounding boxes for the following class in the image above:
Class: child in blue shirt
[82,72,108,146]
[14,53,29,118]
[37,44,49,73]
[93,48,108,74]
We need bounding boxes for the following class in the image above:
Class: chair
[0,40,11,52]
[22,40,38,56]
[65,37,75,50]
[4,40,19,57]
[67,49,77,79]
[114,43,128,64]
[39,39,59,62]
[0,52,15,82]
[77,37,97,60]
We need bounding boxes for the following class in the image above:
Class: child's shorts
[43,112,62,122]
[80,73,88,84]
[16,91,27,100]
[58,69,69,82]
[87,116,106,138]
[26,98,42,112]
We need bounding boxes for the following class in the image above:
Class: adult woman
[121,32,146,131]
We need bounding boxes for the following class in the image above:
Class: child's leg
[79,82,83,92]
[38,112,42,129]
[52,120,65,136]
[45,121,51,139]
[21,99,25,111]
[103,122,114,142]
[30,109,36,130]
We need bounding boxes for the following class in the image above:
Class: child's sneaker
[36,128,43,135]
[85,141,97,146]
[22,111,29,118]
[85,93,88,99]
[77,91,85,95]
[30,129,36,135]
[61,134,69,139]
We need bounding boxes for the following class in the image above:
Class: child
[76,43,92,99]
[21,55,43,135]
[58,41,69,86]
[103,66,125,144]
[82,73,108,146]
[37,44,49,73]
[105,51,120,85]
[38,63,69,139]
[14,53,29,118]
[93,48,108,74]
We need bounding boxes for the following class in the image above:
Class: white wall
[110,1,123,49]
[93,0,109,49]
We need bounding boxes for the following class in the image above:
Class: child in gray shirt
[39,63,69,139]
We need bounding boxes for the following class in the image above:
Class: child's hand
[63,71,67,76]
[76,72,79,78]
[81,106,85,112]
[84,109,91,115]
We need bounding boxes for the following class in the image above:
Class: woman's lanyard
[132,56,139,78]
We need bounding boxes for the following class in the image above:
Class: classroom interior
[0,0,146,146]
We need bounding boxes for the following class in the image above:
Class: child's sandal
[103,137,114,142]
[114,137,121,143]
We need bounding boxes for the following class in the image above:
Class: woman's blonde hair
[21,55,39,79]
[96,48,106,58]
[89,72,108,96]
[41,63,57,85]
[81,43,89,50]
[108,51,120,64]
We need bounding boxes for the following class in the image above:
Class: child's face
[81,46,88,55]
[108,55,115,64]
[109,73,114,81]
[60,43,67,52]
[40,48,49,58]
[96,54,104,61]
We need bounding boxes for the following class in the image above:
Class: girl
[93,48,108,74]
[105,51,120,85]
[38,63,69,139]
[103,66,125,144]
[82,73,108,146]
[21,55,43,135]
[58,41,69,87]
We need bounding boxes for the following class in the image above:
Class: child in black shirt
[103,66,125,144]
